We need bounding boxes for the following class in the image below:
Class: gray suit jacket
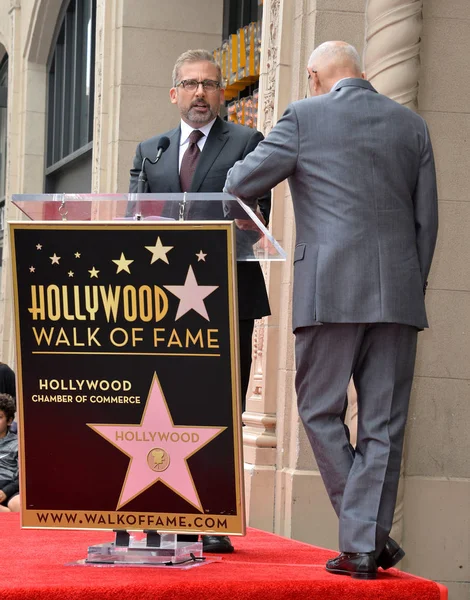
[225,79,438,331]
[129,117,271,321]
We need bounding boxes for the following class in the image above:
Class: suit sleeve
[129,143,144,193]
[414,122,439,291]
[225,104,300,209]
[242,129,271,225]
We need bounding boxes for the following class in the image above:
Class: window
[45,0,96,193]
[223,0,262,40]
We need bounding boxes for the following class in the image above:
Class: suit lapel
[190,117,229,192]
[163,127,182,192]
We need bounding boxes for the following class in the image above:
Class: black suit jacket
[129,117,271,320]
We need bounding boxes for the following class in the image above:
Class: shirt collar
[331,76,357,90]
[180,118,217,145]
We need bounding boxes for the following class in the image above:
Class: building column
[242,0,293,532]
[364,0,423,109]
[0,0,23,365]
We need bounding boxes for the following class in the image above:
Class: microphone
[137,136,170,193]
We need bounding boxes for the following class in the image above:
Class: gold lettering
[28,285,46,320]
[138,286,153,322]
[55,327,71,346]
[131,328,143,346]
[73,286,87,320]
[100,286,121,322]
[46,285,61,321]
[186,329,203,347]
[207,329,219,349]
[61,286,75,321]
[168,329,183,347]
[72,328,85,347]
[87,328,101,346]
[85,286,99,321]
[123,286,137,321]
[110,327,128,347]
[153,328,165,346]
[32,327,55,345]
[154,286,169,322]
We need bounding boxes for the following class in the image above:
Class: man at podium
[129,49,270,554]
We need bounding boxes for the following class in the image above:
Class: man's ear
[169,87,178,104]
[361,71,366,80]
[312,71,321,94]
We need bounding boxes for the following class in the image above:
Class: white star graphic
[50,253,61,265]
[164,266,218,321]
[196,250,207,262]
[113,252,134,274]
[36,244,42,250]
[89,267,99,278]
[68,271,74,277]
[75,252,81,258]
[145,237,174,265]
[29,266,35,273]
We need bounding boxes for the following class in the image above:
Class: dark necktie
[180,129,204,192]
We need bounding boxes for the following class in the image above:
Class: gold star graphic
[29,266,35,273]
[145,237,173,265]
[196,250,207,262]
[50,253,61,265]
[36,244,42,250]
[75,252,81,258]
[89,267,99,278]
[68,271,74,277]
[113,252,134,274]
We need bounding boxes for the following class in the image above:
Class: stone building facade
[0,1,468,597]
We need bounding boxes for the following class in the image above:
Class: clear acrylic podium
[11,192,285,568]
[12,192,286,262]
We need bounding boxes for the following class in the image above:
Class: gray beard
[185,105,217,124]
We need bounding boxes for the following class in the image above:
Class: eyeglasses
[176,79,221,92]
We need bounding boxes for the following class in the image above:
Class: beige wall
[401,2,470,598]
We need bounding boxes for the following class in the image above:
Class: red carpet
[1,514,447,599]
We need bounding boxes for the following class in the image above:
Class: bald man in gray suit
[225,41,438,580]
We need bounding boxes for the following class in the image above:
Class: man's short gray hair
[172,49,223,87]
[308,41,362,74]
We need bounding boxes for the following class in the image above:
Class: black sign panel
[10,222,244,533]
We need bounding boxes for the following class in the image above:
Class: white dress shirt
[178,118,217,172]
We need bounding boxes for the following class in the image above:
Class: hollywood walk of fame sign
[10,221,244,534]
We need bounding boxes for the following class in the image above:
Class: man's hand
[235,207,266,231]
[0,490,7,503]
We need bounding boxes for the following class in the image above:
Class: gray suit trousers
[295,323,418,555]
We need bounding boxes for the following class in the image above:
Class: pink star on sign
[88,374,225,511]
[164,265,218,321]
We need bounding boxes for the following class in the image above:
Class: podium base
[85,533,204,566]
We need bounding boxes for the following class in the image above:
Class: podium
[9,193,285,566]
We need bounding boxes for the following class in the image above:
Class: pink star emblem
[88,374,225,511]
[164,265,218,321]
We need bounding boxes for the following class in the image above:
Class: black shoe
[377,538,405,570]
[202,535,234,554]
[326,552,377,580]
